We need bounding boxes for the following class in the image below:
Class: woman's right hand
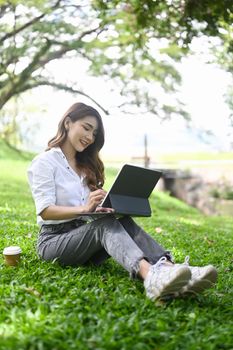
[84,189,107,212]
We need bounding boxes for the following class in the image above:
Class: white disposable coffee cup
[3,246,22,266]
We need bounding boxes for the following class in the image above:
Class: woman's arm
[40,189,107,220]
[40,205,88,220]
[28,156,112,221]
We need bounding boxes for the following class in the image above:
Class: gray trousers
[37,216,171,278]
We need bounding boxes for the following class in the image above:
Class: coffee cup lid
[3,246,22,255]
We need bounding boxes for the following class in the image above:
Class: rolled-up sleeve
[27,158,56,215]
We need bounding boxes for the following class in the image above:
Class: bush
[209,180,233,200]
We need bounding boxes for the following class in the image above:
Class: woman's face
[65,116,98,153]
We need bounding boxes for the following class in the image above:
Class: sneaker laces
[150,256,168,273]
[183,255,190,265]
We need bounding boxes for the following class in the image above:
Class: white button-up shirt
[27,147,90,226]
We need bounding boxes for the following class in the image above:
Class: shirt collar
[52,147,87,181]
[52,146,63,154]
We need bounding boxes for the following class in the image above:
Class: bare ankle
[138,259,151,280]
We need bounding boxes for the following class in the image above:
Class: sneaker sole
[181,266,217,296]
[160,266,191,299]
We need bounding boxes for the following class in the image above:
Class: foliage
[225,85,233,134]
[94,0,233,78]
[0,137,35,160]
[94,0,233,44]
[0,153,232,350]
[210,180,233,200]
[1,0,233,117]
[0,0,187,118]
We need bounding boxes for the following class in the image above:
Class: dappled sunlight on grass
[0,323,15,339]
[179,217,202,226]
[168,247,187,262]
[0,205,12,212]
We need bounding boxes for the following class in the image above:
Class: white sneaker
[144,257,192,300]
[177,256,218,296]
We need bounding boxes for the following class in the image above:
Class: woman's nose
[86,132,94,143]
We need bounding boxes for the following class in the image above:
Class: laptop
[81,164,162,218]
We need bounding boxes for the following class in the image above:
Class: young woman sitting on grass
[27,102,217,301]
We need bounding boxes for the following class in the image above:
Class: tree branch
[0,0,62,44]
[0,15,45,44]
[16,41,52,85]
[37,26,102,67]
[38,46,71,66]
[40,81,110,115]
[77,26,102,41]
[15,79,110,115]
[0,5,8,19]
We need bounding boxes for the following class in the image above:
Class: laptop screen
[101,164,162,207]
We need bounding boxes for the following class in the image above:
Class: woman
[28,102,217,301]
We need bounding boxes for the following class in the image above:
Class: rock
[160,169,233,216]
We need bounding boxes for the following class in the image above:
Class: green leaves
[1,0,232,141]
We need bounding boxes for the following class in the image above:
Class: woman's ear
[64,117,71,131]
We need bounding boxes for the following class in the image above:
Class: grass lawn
[156,151,233,162]
[0,155,232,350]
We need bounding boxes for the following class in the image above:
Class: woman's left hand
[95,206,115,213]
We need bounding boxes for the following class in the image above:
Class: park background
[0,1,233,349]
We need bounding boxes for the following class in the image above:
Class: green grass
[0,138,35,161]
[157,151,233,162]
[0,155,233,350]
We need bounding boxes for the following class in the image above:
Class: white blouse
[27,147,90,226]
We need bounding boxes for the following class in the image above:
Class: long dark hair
[47,102,105,190]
